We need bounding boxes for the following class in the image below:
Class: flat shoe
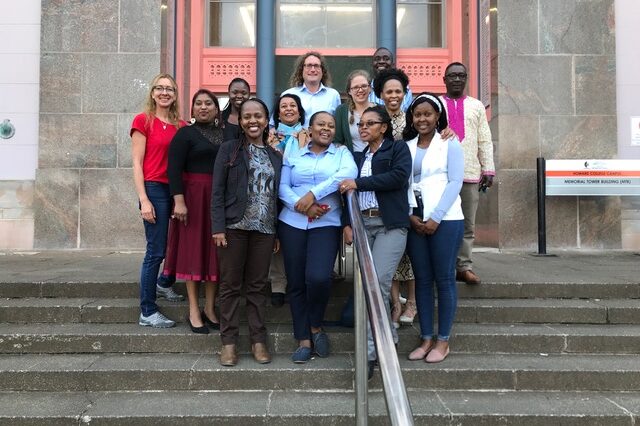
[219,344,238,366]
[252,342,272,364]
[425,346,450,363]
[408,344,433,361]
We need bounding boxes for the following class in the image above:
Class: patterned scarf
[445,95,466,142]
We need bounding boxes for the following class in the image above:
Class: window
[277,1,375,48]
[397,0,445,48]
[207,1,256,47]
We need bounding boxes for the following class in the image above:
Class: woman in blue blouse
[278,111,358,363]
[404,93,464,363]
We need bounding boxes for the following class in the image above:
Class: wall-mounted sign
[631,116,640,146]
[0,119,15,139]
[546,159,640,196]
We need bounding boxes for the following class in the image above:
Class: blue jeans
[139,182,172,316]
[407,219,463,341]
[279,222,340,341]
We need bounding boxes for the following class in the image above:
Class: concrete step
[2,353,640,393]
[1,323,640,355]
[0,297,346,324]
[0,390,638,425]
[2,297,639,325]
[2,280,639,299]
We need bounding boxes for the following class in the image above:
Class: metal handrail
[346,190,414,426]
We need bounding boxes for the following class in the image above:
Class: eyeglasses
[357,121,384,128]
[303,63,322,70]
[444,73,467,81]
[350,84,369,93]
[153,85,176,93]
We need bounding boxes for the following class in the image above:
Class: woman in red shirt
[130,73,186,328]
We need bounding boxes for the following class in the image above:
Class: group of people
[130,47,495,376]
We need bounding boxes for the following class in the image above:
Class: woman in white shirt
[403,93,464,363]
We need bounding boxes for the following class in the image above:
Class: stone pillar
[256,0,276,113]
[35,0,163,248]
[615,0,640,249]
[494,0,620,249]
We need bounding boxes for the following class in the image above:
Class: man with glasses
[279,51,341,128]
[369,47,413,112]
[440,62,495,285]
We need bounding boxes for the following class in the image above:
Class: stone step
[2,297,639,325]
[0,390,637,425]
[2,280,639,299]
[2,353,640,393]
[1,323,640,355]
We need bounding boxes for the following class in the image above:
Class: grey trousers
[457,182,480,272]
[363,216,407,361]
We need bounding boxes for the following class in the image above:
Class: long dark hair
[402,92,448,141]
[221,77,250,121]
[362,105,393,141]
[272,93,305,128]
[190,88,221,126]
[227,98,274,166]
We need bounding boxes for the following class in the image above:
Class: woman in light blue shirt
[278,111,358,364]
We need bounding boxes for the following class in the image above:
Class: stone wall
[494,0,620,249]
[35,0,162,248]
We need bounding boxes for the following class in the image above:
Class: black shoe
[186,316,209,334]
[200,311,220,330]
[367,360,376,380]
[271,292,285,307]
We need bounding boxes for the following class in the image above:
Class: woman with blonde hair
[131,73,186,328]
[334,69,375,152]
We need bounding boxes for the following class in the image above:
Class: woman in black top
[212,98,282,367]
[221,78,250,141]
[163,89,223,334]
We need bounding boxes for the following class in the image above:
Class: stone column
[494,0,620,249]
[35,0,163,248]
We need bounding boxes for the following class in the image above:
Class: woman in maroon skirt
[163,89,223,334]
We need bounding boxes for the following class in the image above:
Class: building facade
[0,0,638,250]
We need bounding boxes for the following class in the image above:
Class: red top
[130,113,186,183]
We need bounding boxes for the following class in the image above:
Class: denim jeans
[363,217,407,361]
[407,219,463,341]
[278,221,340,341]
[139,182,172,316]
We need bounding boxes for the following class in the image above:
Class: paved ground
[0,248,637,284]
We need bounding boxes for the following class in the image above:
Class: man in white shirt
[280,51,341,128]
[440,62,495,285]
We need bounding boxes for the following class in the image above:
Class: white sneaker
[399,295,407,305]
[139,312,176,328]
[156,285,184,302]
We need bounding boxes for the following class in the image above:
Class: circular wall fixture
[0,119,15,139]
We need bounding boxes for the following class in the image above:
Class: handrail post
[354,253,368,425]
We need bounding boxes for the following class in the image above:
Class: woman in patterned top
[211,98,282,367]
[373,68,417,327]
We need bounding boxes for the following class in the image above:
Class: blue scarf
[275,122,303,152]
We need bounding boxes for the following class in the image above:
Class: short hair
[402,92,449,140]
[309,111,335,127]
[190,89,221,127]
[444,62,467,75]
[373,47,395,63]
[272,93,306,128]
[373,68,409,98]
[289,51,332,88]
[362,105,393,140]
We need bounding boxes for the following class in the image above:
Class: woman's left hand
[440,127,455,140]
[273,238,280,253]
[423,219,439,235]
[294,191,316,213]
[339,179,357,194]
